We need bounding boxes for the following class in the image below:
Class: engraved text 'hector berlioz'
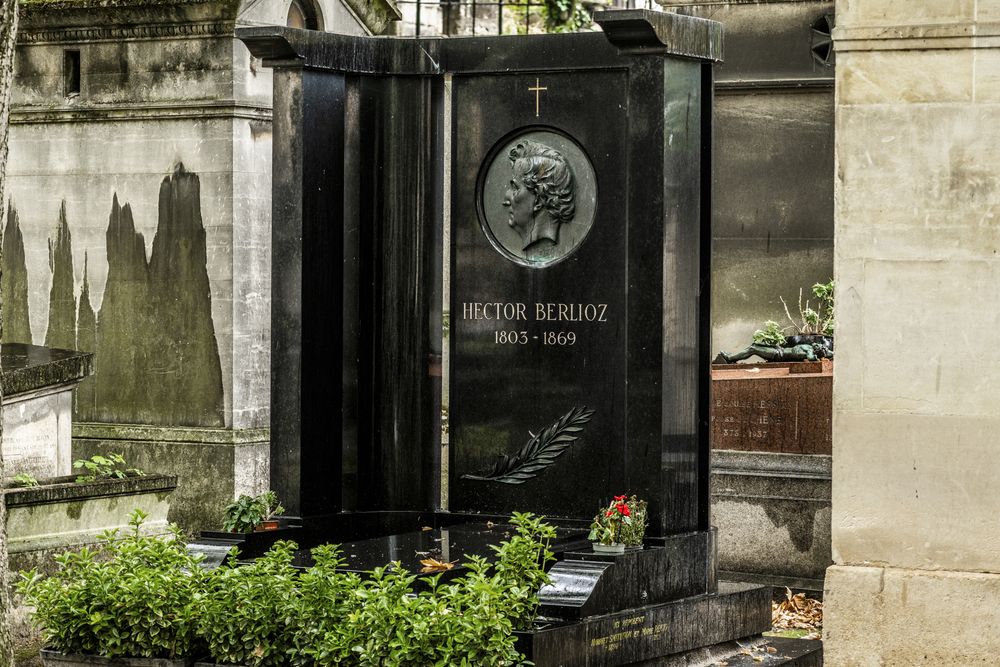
[462,301,608,322]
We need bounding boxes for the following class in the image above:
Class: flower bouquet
[588,494,648,553]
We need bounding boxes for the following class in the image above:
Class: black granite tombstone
[448,23,709,538]
[237,11,784,665]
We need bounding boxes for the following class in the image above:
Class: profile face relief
[504,173,536,236]
[479,130,596,269]
[502,140,576,256]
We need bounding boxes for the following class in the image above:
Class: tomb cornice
[833,22,1000,52]
[10,100,272,124]
[594,9,722,62]
[238,27,441,74]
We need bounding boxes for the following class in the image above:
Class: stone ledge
[11,101,273,124]
[74,422,269,445]
[521,582,771,666]
[4,473,178,508]
[72,435,268,532]
[824,564,1000,663]
[19,0,239,41]
[713,450,831,479]
[712,452,831,582]
[594,9,723,61]
[834,22,1000,52]
[2,343,92,399]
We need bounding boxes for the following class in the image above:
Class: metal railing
[390,0,657,37]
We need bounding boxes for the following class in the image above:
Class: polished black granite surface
[239,11,717,532]
[232,14,785,666]
[290,521,590,577]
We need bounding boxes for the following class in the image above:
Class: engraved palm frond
[461,406,595,485]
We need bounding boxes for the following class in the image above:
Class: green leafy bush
[198,540,301,666]
[286,544,362,664]
[752,280,836,346]
[752,320,786,347]
[23,512,556,666]
[298,512,554,666]
[17,509,206,659]
[11,473,39,487]
[73,453,144,483]
[779,280,835,337]
[223,490,285,533]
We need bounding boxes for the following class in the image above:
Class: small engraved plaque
[478,129,597,268]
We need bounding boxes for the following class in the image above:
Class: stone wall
[827,2,1000,663]
[6,0,389,530]
[665,0,835,355]
[712,451,831,590]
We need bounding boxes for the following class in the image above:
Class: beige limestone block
[837,0,975,28]
[977,0,1000,22]
[833,412,1000,571]
[828,259,863,413]
[838,50,973,105]
[974,49,1000,103]
[835,105,1000,261]
[8,118,239,421]
[824,565,1000,666]
[857,259,1000,416]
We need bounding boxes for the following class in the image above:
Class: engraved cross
[528,77,547,117]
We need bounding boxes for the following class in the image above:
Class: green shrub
[22,511,556,666]
[490,511,557,630]
[17,509,205,659]
[222,490,285,533]
[752,320,786,347]
[73,453,144,483]
[11,473,39,487]
[198,541,301,666]
[300,512,554,666]
[287,544,362,664]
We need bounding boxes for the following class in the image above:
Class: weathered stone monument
[1,344,91,481]
[0,343,178,574]
[239,12,820,664]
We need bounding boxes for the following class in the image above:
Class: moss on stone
[64,500,83,520]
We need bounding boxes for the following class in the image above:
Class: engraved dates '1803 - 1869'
[478,129,597,269]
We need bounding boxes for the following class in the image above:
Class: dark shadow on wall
[46,202,77,351]
[76,252,97,416]
[144,163,224,427]
[92,194,154,422]
[2,203,32,344]
[47,163,226,428]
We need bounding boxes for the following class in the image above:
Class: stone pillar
[827,3,1000,664]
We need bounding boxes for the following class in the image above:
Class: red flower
[621,506,631,517]
[614,495,626,502]
[605,510,613,517]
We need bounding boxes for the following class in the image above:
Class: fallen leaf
[421,526,434,532]
[419,558,457,573]
[767,646,777,654]
[771,588,823,633]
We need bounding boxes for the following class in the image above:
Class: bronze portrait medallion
[478,129,597,269]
